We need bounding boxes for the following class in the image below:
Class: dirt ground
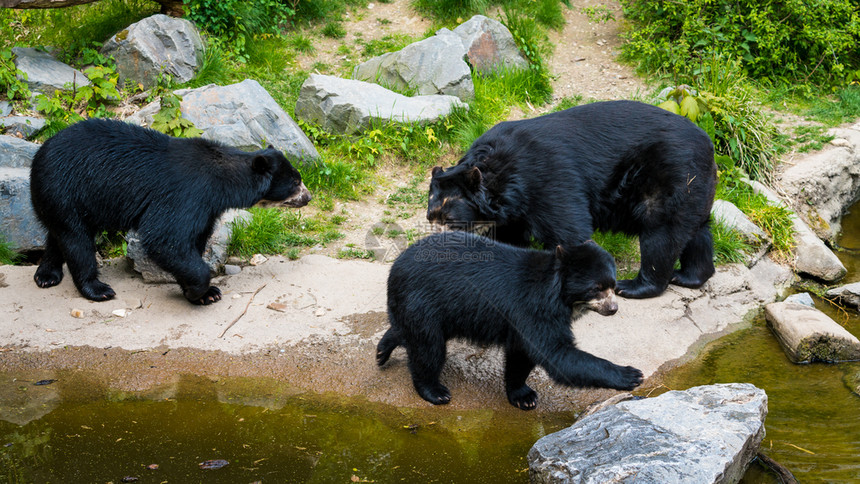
[0,1,756,415]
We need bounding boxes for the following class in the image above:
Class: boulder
[765,301,860,363]
[0,167,45,251]
[528,383,768,484]
[127,209,251,283]
[0,134,39,168]
[825,281,860,307]
[126,80,319,163]
[747,179,846,282]
[101,14,204,90]
[353,29,474,101]
[452,15,528,74]
[0,116,45,139]
[12,47,90,93]
[778,121,860,239]
[295,74,467,135]
[783,292,815,307]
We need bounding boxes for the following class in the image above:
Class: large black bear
[30,118,311,305]
[377,231,643,410]
[427,100,717,299]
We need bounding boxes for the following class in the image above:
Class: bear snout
[587,289,618,316]
[282,182,312,208]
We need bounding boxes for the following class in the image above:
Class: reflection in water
[0,373,573,483]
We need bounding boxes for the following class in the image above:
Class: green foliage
[0,235,22,265]
[619,0,860,87]
[711,218,753,265]
[286,33,315,53]
[412,0,569,29]
[183,0,296,61]
[337,245,375,260]
[581,5,614,24]
[322,21,347,39]
[591,230,639,278]
[228,207,343,257]
[150,91,203,138]
[806,85,860,125]
[0,49,31,101]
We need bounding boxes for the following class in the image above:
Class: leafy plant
[150,91,203,138]
[619,0,860,88]
[0,49,31,101]
[581,5,613,24]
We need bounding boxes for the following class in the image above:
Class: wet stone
[765,301,860,363]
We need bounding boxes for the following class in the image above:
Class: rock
[70,309,84,318]
[353,29,474,101]
[711,199,770,266]
[127,209,251,283]
[126,80,319,163]
[223,264,241,276]
[0,134,39,168]
[0,116,45,139]
[778,121,860,239]
[747,179,846,282]
[111,309,127,318]
[783,292,815,307]
[0,101,12,117]
[825,281,860,307]
[844,370,860,396]
[0,167,45,251]
[452,15,528,74]
[295,74,467,135]
[12,47,90,93]
[528,383,768,484]
[764,301,860,363]
[249,253,267,266]
[101,14,204,90]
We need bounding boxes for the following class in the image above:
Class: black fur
[30,118,311,304]
[427,100,717,299]
[377,231,643,409]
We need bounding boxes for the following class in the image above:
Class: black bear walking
[377,231,643,409]
[30,118,311,305]
[427,100,717,299]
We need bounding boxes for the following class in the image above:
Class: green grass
[806,85,860,126]
[711,218,753,265]
[0,236,22,265]
[228,207,344,258]
[337,245,375,260]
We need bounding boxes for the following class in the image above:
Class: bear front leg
[504,344,538,410]
[60,230,116,301]
[671,223,715,288]
[405,333,451,405]
[147,243,221,305]
[34,235,65,288]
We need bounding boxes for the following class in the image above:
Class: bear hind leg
[405,334,451,405]
[505,345,538,410]
[34,235,65,288]
[671,223,715,288]
[617,229,676,299]
[376,327,401,366]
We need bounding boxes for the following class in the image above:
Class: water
[4,210,860,483]
[0,373,573,483]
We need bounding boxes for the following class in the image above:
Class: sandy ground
[0,1,792,414]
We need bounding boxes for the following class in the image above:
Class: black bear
[30,118,311,305]
[426,100,717,299]
[377,231,643,409]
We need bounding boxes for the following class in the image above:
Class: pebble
[112,309,127,318]
[70,309,85,318]
[249,254,267,266]
[224,264,241,275]
[315,308,326,317]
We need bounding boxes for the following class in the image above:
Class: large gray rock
[127,209,251,283]
[0,167,44,251]
[765,301,860,363]
[0,134,39,168]
[529,383,767,484]
[747,179,846,282]
[778,121,860,239]
[12,47,90,92]
[452,15,528,74]
[101,14,204,90]
[825,281,860,307]
[126,80,319,162]
[0,116,45,139]
[353,29,474,101]
[295,74,467,135]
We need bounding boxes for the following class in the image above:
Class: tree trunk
[0,0,185,17]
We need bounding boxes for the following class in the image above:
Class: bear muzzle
[586,289,618,316]
[281,182,312,208]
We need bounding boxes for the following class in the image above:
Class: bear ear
[431,166,443,177]
[467,166,482,191]
[554,245,566,260]
[252,154,272,174]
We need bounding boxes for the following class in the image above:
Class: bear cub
[427,100,717,299]
[30,118,311,305]
[377,231,643,409]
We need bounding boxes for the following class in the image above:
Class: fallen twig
[219,284,266,338]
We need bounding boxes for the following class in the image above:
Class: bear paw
[189,286,222,305]
[416,382,452,405]
[507,385,538,410]
[80,280,116,301]
[612,365,644,391]
[34,266,63,288]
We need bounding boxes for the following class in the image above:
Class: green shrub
[0,49,31,101]
[619,0,860,87]
[228,207,343,257]
[0,235,22,265]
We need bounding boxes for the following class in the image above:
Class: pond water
[3,208,860,483]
